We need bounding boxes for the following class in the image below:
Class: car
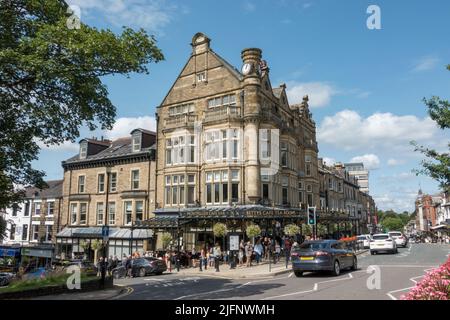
[370,233,398,254]
[388,231,408,248]
[0,272,15,287]
[291,240,357,277]
[357,235,371,249]
[112,258,167,278]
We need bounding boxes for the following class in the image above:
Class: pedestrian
[199,248,206,271]
[126,255,132,278]
[284,237,292,269]
[97,257,103,277]
[245,241,253,267]
[275,241,281,263]
[254,240,263,264]
[238,246,244,267]
[213,243,222,272]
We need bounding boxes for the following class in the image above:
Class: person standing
[284,237,292,269]
[245,241,253,267]
[254,240,263,264]
[199,248,205,271]
[213,243,222,272]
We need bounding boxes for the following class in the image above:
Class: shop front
[56,227,153,261]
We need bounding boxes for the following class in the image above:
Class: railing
[165,114,197,128]
[204,105,240,122]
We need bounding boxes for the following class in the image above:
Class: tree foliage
[0,0,164,209]
[412,65,450,193]
[381,217,405,232]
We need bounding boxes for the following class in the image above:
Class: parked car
[388,231,408,248]
[291,240,357,277]
[0,272,15,287]
[357,235,371,249]
[65,260,97,276]
[370,233,398,254]
[112,258,167,278]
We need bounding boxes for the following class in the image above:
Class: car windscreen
[373,235,389,240]
[389,232,402,236]
[357,236,366,240]
[296,242,329,250]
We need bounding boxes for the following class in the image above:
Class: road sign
[102,225,110,242]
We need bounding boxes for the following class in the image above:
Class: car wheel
[294,271,303,277]
[331,260,340,276]
[351,257,357,271]
[370,250,375,255]
[395,248,398,254]
[139,267,146,277]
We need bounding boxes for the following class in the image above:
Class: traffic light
[307,206,316,225]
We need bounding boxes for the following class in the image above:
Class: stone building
[56,129,156,259]
[142,32,338,250]
[318,159,376,234]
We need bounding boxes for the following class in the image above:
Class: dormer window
[132,132,141,152]
[80,142,87,159]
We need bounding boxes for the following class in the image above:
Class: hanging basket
[246,224,261,238]
[213,223,228,237]
[284,224,300,236]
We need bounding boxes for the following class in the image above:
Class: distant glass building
[344,162,369,194]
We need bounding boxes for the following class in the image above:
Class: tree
[284,224,300,236]
[0,0,164,209]
[412,65,450,193]
[381,217,404,232]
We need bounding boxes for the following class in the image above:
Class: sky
[34,0,450,213]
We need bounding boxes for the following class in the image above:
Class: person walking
[213,243,222,272]
[274,241,281,263]
[126,255,132,278]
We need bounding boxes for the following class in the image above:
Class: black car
[291,240,357,277]
[112,258,167,278]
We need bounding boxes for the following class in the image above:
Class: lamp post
[101,166,112,288]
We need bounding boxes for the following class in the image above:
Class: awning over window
[56,227,153,239]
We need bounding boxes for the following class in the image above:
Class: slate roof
[25,180,63,199]
[62,137,155,166]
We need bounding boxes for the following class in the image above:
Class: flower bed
[402,257,450,300]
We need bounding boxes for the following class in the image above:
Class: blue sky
[35,0,450,212]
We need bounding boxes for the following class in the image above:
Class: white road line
[288,272,294,278]
[386,267,435,300]
[262,273,354,300]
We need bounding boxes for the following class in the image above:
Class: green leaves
[0,0,164,209]
[412,65,450,193]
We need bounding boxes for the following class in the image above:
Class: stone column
[244,117,260,203]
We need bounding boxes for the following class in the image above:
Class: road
[110,243,449,300]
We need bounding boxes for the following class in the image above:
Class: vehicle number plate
[300,257,314,260]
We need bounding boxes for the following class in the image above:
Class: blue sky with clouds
[35,0,450,212]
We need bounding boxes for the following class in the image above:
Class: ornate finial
[303,95,309,102]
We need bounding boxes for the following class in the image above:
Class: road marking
[386,267,435,300]
[262,272,354,300]
[288,272,294,278]
[143,278,165,281]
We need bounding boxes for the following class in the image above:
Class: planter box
[0,276,113,300]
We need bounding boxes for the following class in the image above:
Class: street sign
[102,225,110,242]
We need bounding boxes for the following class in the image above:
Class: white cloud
[104,116,156,140]
[317,110,439,151]
[411,55,440,72]
[387,158,405,166]
[322,157,336,166]
[37,140,79,152]
[373,191,417,213]
[349,154,380,170]
[67,0,179,32]
[286,81,337,107]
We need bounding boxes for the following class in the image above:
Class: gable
[160,49,242,107]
